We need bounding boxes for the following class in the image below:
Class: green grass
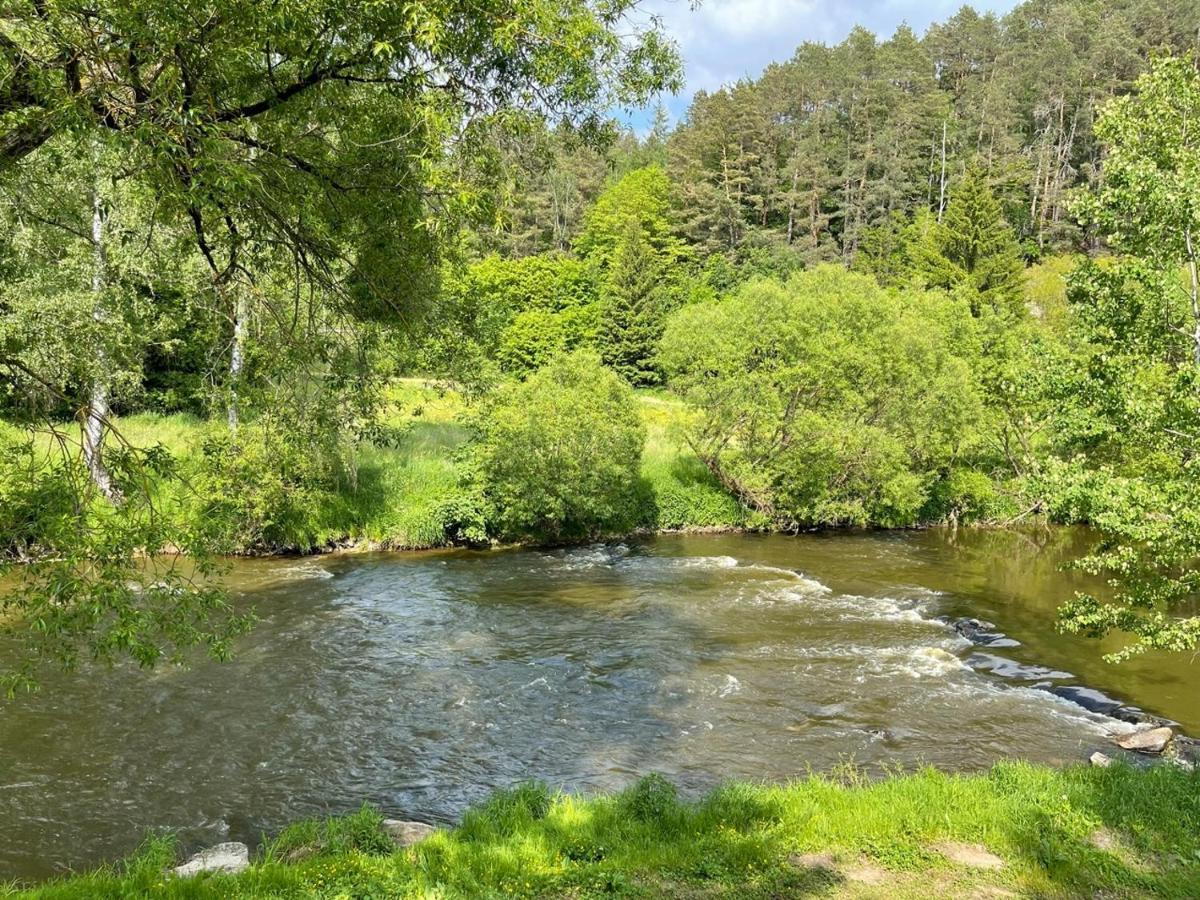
[7,761,1199,898]
[5,382,750,555]
[637,399,749,531]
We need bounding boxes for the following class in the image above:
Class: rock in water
[173,842,250,877]
[1115,727,1174,754]
[1089,751,1113,768]
[382,819,436,847]
[1048,685,1124,716]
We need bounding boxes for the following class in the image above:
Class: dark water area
[1,528,1196,881]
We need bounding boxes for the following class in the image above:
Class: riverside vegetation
[7,764,1200,898]
[3,0,1200,894]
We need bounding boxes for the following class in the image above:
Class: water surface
[1,529,1196,881]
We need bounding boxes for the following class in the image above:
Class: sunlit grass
[8,761,1199,898]
[4,382,751,554]
[639,401,748,530]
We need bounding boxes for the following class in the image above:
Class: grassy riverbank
[7,761,1199,898]
[3,381,748,555]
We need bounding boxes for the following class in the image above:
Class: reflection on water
[1,528,1195,880]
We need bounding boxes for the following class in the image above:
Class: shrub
[924,468,1009,523]
[620,773,680,824]
[470,352,645,541]
[193,416,352,552]
[417,253,600,385]
[264,804,394,861]
[659,266,984,528]
[459,782,554,840]
[496,303,600,376]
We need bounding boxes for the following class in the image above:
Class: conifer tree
[599,220,668,385]
[912,166,1025,316]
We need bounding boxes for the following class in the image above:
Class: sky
[625,0,1022,131]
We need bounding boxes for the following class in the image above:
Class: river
[1,528,1196,881]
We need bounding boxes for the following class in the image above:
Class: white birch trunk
[227,288,247,431]
[83,166,118,500]
[937,120,947,223]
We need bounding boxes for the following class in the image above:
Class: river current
[1,529,1196,880]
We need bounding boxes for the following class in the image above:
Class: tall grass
[6,383,751,555]
[9,761,1199,898]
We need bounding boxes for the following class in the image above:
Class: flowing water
[2,528,1197,881]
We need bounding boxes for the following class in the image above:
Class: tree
[574,165,688,383]
[416,253,601,385]
[659,267,983,528]
[1077,55,1200,364]
[1051,54,1200,660]
[575,165,687,267]
[598,220,668,385]
[0,0,681,452]
[470,352,645,541]
[910,166,1025,317]
[0,0,680,686]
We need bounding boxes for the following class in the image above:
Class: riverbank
[1,381,751,556]
[6,762,1199,898]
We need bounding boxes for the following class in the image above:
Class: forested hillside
[488,0,1200,263]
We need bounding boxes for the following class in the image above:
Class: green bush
[459,782,554,840]
[923,468,1012,523]
[264,804,395,861]
[418,253,600,384]
[660,266,984,528]
[496,303,600,376]
[470,352,646,542]
[193,416,353,553]
[620,774,680,824]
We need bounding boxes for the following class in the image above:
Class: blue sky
[624,0,1022,131]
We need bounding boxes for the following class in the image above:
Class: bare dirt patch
[932,841,1005,870]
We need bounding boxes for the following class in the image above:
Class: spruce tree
[599,220,667,385]
[912,166,1025,317]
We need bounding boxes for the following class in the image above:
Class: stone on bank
[1115,726,1174,754]
[173,841,250,877]
[383,819,437,847]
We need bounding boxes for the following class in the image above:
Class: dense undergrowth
[1,379,748,557]
[7,761,1199,898]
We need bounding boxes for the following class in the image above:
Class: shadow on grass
[13,763,1200,898]
[990,760,1200,897]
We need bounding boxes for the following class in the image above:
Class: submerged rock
[382,819,437,847]
[1115,727,1174,754]
[1175,736,1200,766]
[173,842,250,877]
[947,617,1021,648]
[1110,706,1179,729]
[1045,685,1124,716]
[966,653,1073,681]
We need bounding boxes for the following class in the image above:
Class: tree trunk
[1186,226,1200,368]
[83,161,118,501]
[786,168,798,244]
[227,287,247,430]
[937,119,947,222]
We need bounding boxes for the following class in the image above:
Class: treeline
[488,0,1200,263]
